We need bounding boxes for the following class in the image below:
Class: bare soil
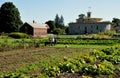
[0,47,119,78]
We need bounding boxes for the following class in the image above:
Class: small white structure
[68,12,111,34]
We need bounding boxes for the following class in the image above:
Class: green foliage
[58,61,77,73]
[90,47,120,64]
[104,30,116,36]
[112,18,120,26]
[57,38,120,45]
[80,55,96,63]
[0,37,120,77]
[43,66,60,77]
[53,28,65,35]
[9,32,30,38]
[82,64,99,75]
[15,63,38,74]
[3,73,29,78]
[41,46,120,77]
[54,14,65,28]
[32,74,48,78]
[101,47,115,55]
[79,14,86,19]
[45,20,56,33]
[0,2,23,33]
[98,60,114,75]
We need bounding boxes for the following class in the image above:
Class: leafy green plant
[82,64,98,75]
[81,55,96,63]
[101,47,116,55]
[43,66,60,77]
[97,60,114,75]
[105,55,120,64]
[90,49,106,61]
[3,73,29,78]
[58,61,77,73]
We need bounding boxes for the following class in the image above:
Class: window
[91,25,93,28]
[84,27,87,34]
[96,26,99,30]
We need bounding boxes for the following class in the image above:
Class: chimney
[33,20,35,23]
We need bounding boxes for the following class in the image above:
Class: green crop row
[43,46,120,77]
[1,46,120,78]
[0,38,119,49]
[57,39,120,45]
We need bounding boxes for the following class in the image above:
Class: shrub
[53,28,65,35]
[9,32,30,38]
[104,30,116,36]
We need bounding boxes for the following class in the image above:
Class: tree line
[0,2,67,35]
[46,14,68,35]
[0,2,120,34]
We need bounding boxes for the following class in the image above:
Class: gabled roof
[25,22,49,29]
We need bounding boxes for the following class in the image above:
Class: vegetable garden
[0,35,120,78]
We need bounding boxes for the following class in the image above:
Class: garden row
[2,46,120,78]
[56,38,120,45]
[43,46,120,77]
[0,38,120,50]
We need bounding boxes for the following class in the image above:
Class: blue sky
[0,0,120,25]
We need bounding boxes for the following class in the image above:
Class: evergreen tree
[54,14,60,28]
[54,14,65,28]
[0,2,23,33]
[59,15,64,27]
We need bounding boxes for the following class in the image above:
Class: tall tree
[54,14,60,28]
[0,2,23,33]
[59,15,64,27]
[54,14,65,28]
[45,20,56,33]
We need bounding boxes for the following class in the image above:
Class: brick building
[20,22,49,37]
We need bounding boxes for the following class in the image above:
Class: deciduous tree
[46,20,56,33]
[112,18,120,26]
[0,2,23,33]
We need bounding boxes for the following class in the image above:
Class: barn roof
[26,22,49,29]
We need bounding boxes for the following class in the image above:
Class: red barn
[20,22,49,37]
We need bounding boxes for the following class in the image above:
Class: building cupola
[87,12,91,18]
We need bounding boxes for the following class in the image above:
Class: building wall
[20,23,33,35]
[33,28,47,37]
[68,22,111,35]
[20,23,48,37]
